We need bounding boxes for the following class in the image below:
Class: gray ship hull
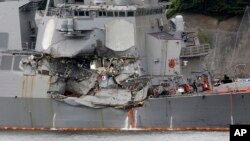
[1,93,250,130]
[0,97,128,129]
[137,93,250,129]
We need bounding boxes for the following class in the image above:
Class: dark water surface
[0,130,229,141]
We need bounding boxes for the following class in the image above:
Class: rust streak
[128,108,135,128]
[21,76,26,97]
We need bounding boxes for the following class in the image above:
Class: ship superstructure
[18,0,173,108]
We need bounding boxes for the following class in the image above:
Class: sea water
[0,131,229,141]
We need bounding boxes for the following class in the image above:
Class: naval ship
[0,0,250,130]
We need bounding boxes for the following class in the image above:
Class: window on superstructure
[79,11,85,16]
[0,33,8,49]
[150,9,153,14]
[139,10,143,16]
[107,11,113,17]
[152,9,155,14]
[0,56,12,71]
[75,0,84,3]
[155,8,158,14]
[74,10,79,16]
[85,11,89,16]
[114,11,118,17]
[99,11,103,16]
[158,8,162,14]
[127,11,134,17]
[137,9,144,16]
[119,11,125,17]
[135,10,140,16]
[103,11,106,16]
[13,56,22,71]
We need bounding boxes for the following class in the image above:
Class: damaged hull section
[19,56,150,109]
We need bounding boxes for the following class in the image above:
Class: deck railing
[180,44,210,57]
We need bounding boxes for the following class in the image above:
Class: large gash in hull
[0,0,250,130]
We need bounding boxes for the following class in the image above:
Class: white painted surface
[42,19,56,50]
[105,19,135,51]
[145,34,164,75]
[175,15,184,32]
[0,1,22,50]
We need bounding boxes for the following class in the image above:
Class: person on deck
[222,74,232,84]
[192,80,198,93]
